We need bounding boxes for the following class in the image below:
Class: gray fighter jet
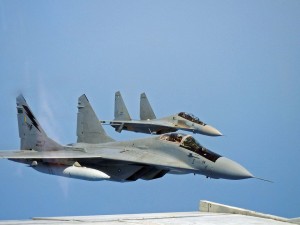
[101,92,222,136]
[0,94,253,182]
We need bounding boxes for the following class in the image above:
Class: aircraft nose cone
[214,157,253,180]
[203,125,223,136]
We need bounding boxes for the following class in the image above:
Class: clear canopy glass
[178,112,206,126]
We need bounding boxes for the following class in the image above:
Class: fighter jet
[0,94,253,182]
[101,91,222,136]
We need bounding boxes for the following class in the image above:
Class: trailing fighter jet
[0,94,252,181]
[101,92,222,136]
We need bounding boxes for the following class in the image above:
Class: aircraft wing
[102,120,178,134]
[0,150,94,159]
[0,148,196,172]
[106,120,172,127]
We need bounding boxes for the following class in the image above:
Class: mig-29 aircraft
[0,94,253,182]
[101,92,222,136]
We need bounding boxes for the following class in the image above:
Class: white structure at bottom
[0,200,299,225]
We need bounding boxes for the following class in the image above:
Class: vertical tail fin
[77,94,114,144]
[16,94,63,151]
[140,93,156,120]
[114,91,131,121]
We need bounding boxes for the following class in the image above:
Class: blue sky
[0,0,300,220]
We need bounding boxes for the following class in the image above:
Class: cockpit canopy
[160,133,184,143]
[178,112,206,126]
[159,133,221,162]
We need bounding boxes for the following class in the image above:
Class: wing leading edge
[0,148,196,173]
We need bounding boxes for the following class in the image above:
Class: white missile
[33,164,110,181]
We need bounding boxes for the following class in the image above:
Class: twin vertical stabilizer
[77,94,114,144]
[17,94,115,152]
[114,91,156,121]
[114,91,131,121]
[140,92,156,120]
[16,94,63,151]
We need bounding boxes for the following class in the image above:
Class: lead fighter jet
[0,94,253,182]
[101,92,222,136]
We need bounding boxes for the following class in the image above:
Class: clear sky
[0,0,300,220]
